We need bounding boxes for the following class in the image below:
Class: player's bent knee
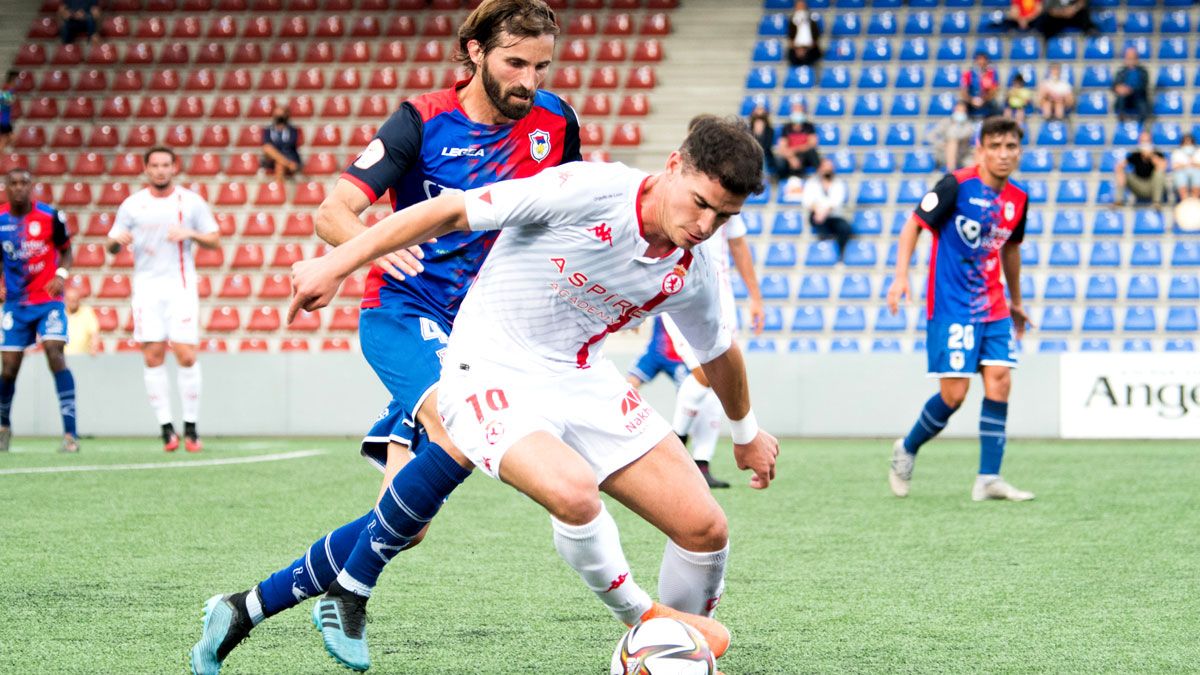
[545,483,603,526]
[673,508,729,553]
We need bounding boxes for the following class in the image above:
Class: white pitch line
[0,449,327,476]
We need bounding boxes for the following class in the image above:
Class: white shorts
[132,283,200,344]
[438,358,673,483]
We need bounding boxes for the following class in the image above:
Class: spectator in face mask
[1114,129,1167,208]
[928,102,976,171]
[1171,134,1200,202]
[774,101,820,181]
[786,0,822,67]
[261,104,302,182]
[801,158,853,258]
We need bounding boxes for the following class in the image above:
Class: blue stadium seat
[1158,38,1187,61]
[1055,179,1087,204]
[1154,93,1185,119]
[788,338,819,353]
[927,93,956,116]
[1044,274,1077,300]
[1153,120,1182,144]
[1025,211,1044,235]
[764,0,792,9]
[851,210,883,235]
[1046,37,1077,61]
[745,338,778,353]
[895,66,926,88]
[1164,338,1196,352]
[854,94,883,117]
[1009,36,1039,60]
[1027,179,1049,204]
[830,149,856,173]
[1082,306,1114,332]
[772,210,805,236]
[1079,339,1109,352]
[765,242,797,267]
[1131,242,1163,267]
[732,275,749,300]
[834,307,867,332]
[830,12,862,36]
[835,0,864,8]
[862,150,895,173]
[1053,210,1084,235]
[1060,150,1093,173]
[1089,242,1121,267]
[1037,121,1069,146]
[857,180,888,205]
[814,94,845,117]
[816,124,840,145]
[940,12,970,34]
[890,93,920,116]
[936,38,967,62]
[1075,92,1109,117]
[1123,11,1152,33]
[897,180,926,204]
[1081,65,1112,89]
[1191,95,1200,116]
[843,241,877,267]
[783,66,815,89]
[1040,306,1073,331]
[903,12,933,35]
[1169,274,1199,299]
[830,338,861,353]
[740,94,771,116]
[908,0,936,9]
[819,66,852,89]
[826,39,857,62]
[862,38,893,62]
[746,184,771,205]
[752,40,783,63]
[874,307,907,332]
[792,306,825,331]
[872,338,902,353]
[857,67,888,90]
[1074,123,1106,146]
[1099,150,1125,173]
[848,123,879,146]
[1091,211,1124,236]
[798,274,831,299]
[1123,339,1153,353]
[890,212,908,235]
[805,241,839,266]
[746,67,778,89]
[868,11,897,35]
[1091,13,1117,35]
[1161,10,1190,34]
[932,65,961,89]
[740,212,764,235]
[903,150,935,173]
[1039,339,1069,353]
[1021,242,1040,266]
[1049,242,1080,267]
[762,307,785,332]
[1021,149,1053,173]
[1087,274,1119,300]
[1113,122,1140,146]
[885,123,915,146]
[1172,242,1200,266]
[838,273,872,299]
[973,38,1002,60]
[761,274,790,300]
[758,13,789,36]
[1096,180,1115,205]
[1123,306,1156,332]
[1134,211,1165,235]
[944,0,974,7]
[1167,307,1199,332]
[1125,274,1158,299]
[1122,37,1149,59]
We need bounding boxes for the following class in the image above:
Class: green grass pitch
[1,436,1197,674]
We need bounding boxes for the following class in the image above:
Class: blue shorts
[628,351,688,387]
[926,317,1018,378]
[360,398,428,472]
[2,301,67,351]
[358,300,450,441]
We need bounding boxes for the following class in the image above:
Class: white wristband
[730,411,759,445]
[55,268,69,280]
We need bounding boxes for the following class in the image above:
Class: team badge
[28,221,40,237]
[1003,201,1015,220]
[484,420,505,446]
[528,129,551,162]
[661,271,685,295]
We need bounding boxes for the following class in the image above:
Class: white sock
[551,504,653,625]
[672,374,709,437]
[177,363,201,423]
[334,569,372,598]
[690,388,724,463]
[143,365,173,425]
[658,539,729,617]
[245,587,265,626]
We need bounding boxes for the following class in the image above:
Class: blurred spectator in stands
[1038,0,1098,40]
[928,102,976,171]
[1037,63,1074,121]
[801,158,852,259]
[1114,130,1167,208]
[786,0,822,68]
[1170,134,1200,202]
[773,100,819,182]
[1113,47,1150,124]
[64,285,101,357]
[1007,0,1043,31]
[0,71,16,153]
[747,105,776,178]
[59,0,101,45]
[961,49,1001,118]
[261,104,302,182]
[1004,74,1033,125]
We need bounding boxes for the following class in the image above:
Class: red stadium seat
[385,16,416,37]
[289,95,314,119]
[110,70,143,92]
[283,214,315,237]
[589,66,620,89]
[86,43,119,66]
[98,275,132,299]
[171,16,202,39]
[182,181,210,201]
[315,17,344,37]
[242,212,275,236]
[337,41,371,64]
[86,212,115,236]
[559,39,589,62]
[324,0,352,9]
[24,97,57,119]
[110,153,143,176]
[619,93,649,116]
[393,0,426,8]
[626,66,656,88]
[271,243,304,267]
[641,13,672,35]
[258,273,290,298]
[611,0,640,8]
[423,14,454,36]
[206,307,241,333]
[51,44,82,66]
[348,124,376,147]
[102,95,134,119]
[99,183,132,206]
[31,182,54,204]
[38,70,70,93]
[350,17,380,38]
[304,153,339,175]
[338,273,365,298]
[136,96,168,119]
[321,95,352,119]
[237,338,269,352]
[293,182,326,206]
[295,68,325,90]
[110,247,135,269]
[231,43,263,64]
[580,122,605,146]
[52,125,84,148]
[184,69,216,92]
[66,96,97,118]
[551,66,581,90]
[59,182,92,206]
[254,183,286,207]
[209,96,240,119]
[13,127,45,149]
[368,67,398,90]
[159,43,191,66]
[645,0,679,7]
[188,153,222,176]
[231,244,265,268]
[182,0,213,9]
[76,69,107,92]
[377,40,406,63]
[322,338,352,352]
[332,68,362,90]
[199,125,231,148]
[440,67,468,88]
[247,96,276,119]
[94,307,119,332]
[146,0,177,11]
[167,96,201,120]
[310,125,343,147]
[195,44,227,65]
[164,125,195,147]
[195,275,213,298]
[243,17,273,38]
[34,152,67,176]
[213,213,236,236]
[567,14,597,35]
[216,0,247,8]
[267,43,298,65]
[286,0,315,8]
[359,95,389,117]
[215,182,248,205]
[195,246,225,268]
[280,338,310,352]
[74,244,106,268]
[218,274,253,298]
[72,152,106,177]
[221,69,254,92]
[329,307,360,331]
[597,40,627,62]
[611,123,642,146]
[135,17,167,39]
[279,17,309,38]
[122,125,156,148]
[359,0,388,8]
[430,0,458,9]
[405,67,435,90]
[68,274,91,297]
[221,153,255,177]
[28,16,58,39]
[15,44,46,66]
[247,307,281,332]
[633,39,663,62]
[573,0,603,8]
[123,42,154,66]
[582,94,611,116]
[413,40,445,63]
[198,338,228,352]
[258,68,289,91]
[0,155,27,172]
[303,41,334,64]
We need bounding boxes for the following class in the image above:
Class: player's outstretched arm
[289,192,469,322]
[317,179,430,281]
[886,216,922,315]
[728,236,765,335]
[699,342,779,489]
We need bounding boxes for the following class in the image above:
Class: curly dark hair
[680,115,765,197]
[979,116,1024,142]
[454,0,559,75]
[142,146,177,164]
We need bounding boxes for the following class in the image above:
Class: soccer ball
[610,618,716,675]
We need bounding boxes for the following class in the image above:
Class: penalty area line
[0,449,327,476]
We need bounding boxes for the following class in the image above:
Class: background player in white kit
[107,147,220,452]
[290,116,778,669]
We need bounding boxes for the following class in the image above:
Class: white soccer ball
[610,617,716,675]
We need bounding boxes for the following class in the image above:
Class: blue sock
[256,512,373,617]
[53,369,76,436]
[978,398,1008,475]
[0,377,14,427]
[903,393,958,454]
[339,442,471,595]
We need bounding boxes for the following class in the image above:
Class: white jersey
[663,214,746,370]
[456,161,733,375]
[109,186,218,291]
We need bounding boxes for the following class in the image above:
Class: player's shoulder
[557,160,643,195]
[32,201,58,218]
[405,87,460,123]
[530,90,575,122]
[950,166,979,184]
[176,185,209,205]
[1001,176,1028,198]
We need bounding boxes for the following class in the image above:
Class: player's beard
[481,61,534,122]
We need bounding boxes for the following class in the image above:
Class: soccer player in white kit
[290,116,778,668]
[107,147,220,452]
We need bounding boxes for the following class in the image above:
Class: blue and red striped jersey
[0,201,70,305]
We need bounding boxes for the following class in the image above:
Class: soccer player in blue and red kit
[0,168,78,453]
[886,117,1035,502]
[190,2,579,672]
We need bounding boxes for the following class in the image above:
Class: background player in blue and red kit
[0,168,78,453]
[886,117,1035,503]
[191,2,577,672]
[627,317,690,390]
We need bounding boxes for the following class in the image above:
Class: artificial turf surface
[1,436,1196,674]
